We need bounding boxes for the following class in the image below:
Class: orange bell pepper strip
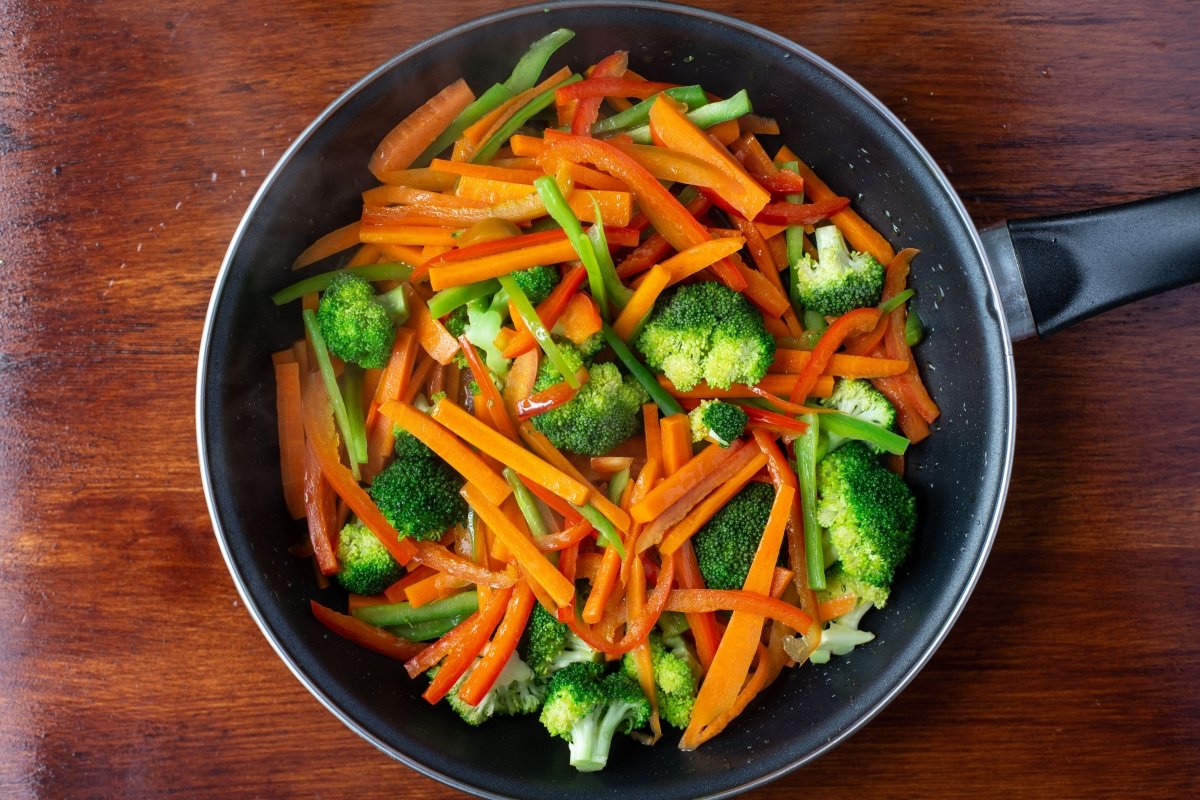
[429,157,543,184]
[456,581,537,706]
[410,539,516,590]
[557,292,603,343]
[292,221,362,270]
[515,369,587,419]
[788,307,882,403]
[612,264,672,341]
[368,78,475,179]
[648,96,769,220]
[310,601,427,662]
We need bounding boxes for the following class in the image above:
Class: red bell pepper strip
[571,51,629,136]
[564,550,676,656]
[310,600,427,662]
[754,196,851,226]
[555,77,677,103]
[743,406,809,435]
[788,307,882,403]
[515,368,588,419]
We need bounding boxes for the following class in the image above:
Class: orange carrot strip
[665,588,812,633]
[674,541,722,671]
[684,485,793,739]
[555,161,629,191]
[516,421,632,533]
[643,403,662,468]
[358,225,461,247]
[463,483,576,609]
[310,600,426,661]
[384,566,436,603]
[590,456,634,476]
[404,573,451,608]
[681,643,771,750]
[769,350,909,378]
[292,221,361,270]
[428,239,579,289]
[379,400,511,506]
[660,236,747,284]
[770,567,795,599]
[456,334,518,440]
[582,545,622,624]
[659,451,768,554]
[362,183,486,208]
[274,360,306,520]
[775,145,895,264]
[658,374,835,400]
[434,401,591,506]
[364,330,419,479]
[430,158,542,184]
[659,414,693,476]
[369,79,475,179]
[457,582,537,706]
[627,554,664,742]
[454,176,633,224]
[302,442,339,575]
[818,593,858,622]
[630,437,745,524]
[403,283,459,364]
[374,168,459,191]
[302,372,416,566]
[612,263,672,341]
[422,587,512,704]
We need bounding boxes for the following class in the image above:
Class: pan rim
[196,2,1018,797]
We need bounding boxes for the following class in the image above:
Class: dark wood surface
[2,1,1197,797]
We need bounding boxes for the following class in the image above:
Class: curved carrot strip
[292,221,362,270]
[630,439,746,524]
[369,79,475,179]
[658,451,768,555]
[421,587,512,704]
[310,601,427,662]
[664,589,812,633]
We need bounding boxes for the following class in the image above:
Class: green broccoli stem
[473,73,582,165]
[795,412,826,590]
[427,279,502,319]
[502,28,576,94]
[271,262,413,306]
[626,89,753,144]
[339,364,370,467]
[571,501,625,557]
[534,175,611,319]
[504,467,552,538]
[819,411,910,456]
[905,309,925,346]
[590,85,708,136]
[600,323,684,416]
[351,589,480,628]
[302,308,362,479]
[387,614,469,641]
[498,274,580,389]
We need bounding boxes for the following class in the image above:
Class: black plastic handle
[1007,187,1200,336]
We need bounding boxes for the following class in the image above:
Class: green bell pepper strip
[301,308,363,479]
[271,263,414,305]
[606,466,631,506]
[585,198,633,312]
[905,308,926,347]
[497,274,580,389]
[426,279,502,319]
[415,83,513,167]
[590,85,709,136]
[572,501,625,557]
[600,323,684,417]
[819,411,910,456]
[795,412,825,590]
[352,589,480,627]
[625,89,753,144]
[533,174,611,318]
[339,364,368,467]
[780,160,809,314]
[472,73,582,165]
[387,614,469,642]
[502,28,576,93]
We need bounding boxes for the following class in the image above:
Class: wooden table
[2,1,1196,797]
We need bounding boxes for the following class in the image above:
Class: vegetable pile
[270,28,940,772]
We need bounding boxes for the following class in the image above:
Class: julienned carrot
[422,587,512,704]
[302,371,417,567]
[643,403,662,467]
[554,161,630,192]
[369,79,475,180]
[430,158,542,184]
[612,264,672,341]
[428,239,580,289]
[457,582,536,706]
[311,600,427,661]
[788,307,882,403]
[631,436,742,524]
[659,414,693,476]
[463,483,576,609]
[501,264,589,358]
[358,225,461,248]
[619,457,661,585]
[770,567,795,599]
[434,400,591,506]
[455,175,634,225]
[379,400,511,506]
[364,330,419,479]
[769,349,909,378]
[681,643,771,751]
[385,565,436,603]
[627,554,664,742]
[590,456,634,475]
[374,167,459,192]
[274,359,306,520]
[582,544,622,624]
[665,589,812,633]
[292,221,361,270]
[405,572,451,608]
[774,144,896,264]
[403,284,459,364]
[660,236,747,284]
[303,442,339,575]
[566,550,676,657]
[648,96,769,220]
[733,258,792,318]
[684,484,794,742]
[516,421,632,533]
[658,450,768,554]
[456,334,519,440]
[818,593,858,622]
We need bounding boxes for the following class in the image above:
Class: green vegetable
[620,634,698,729]
[504,467,551,538]
[499,273,578,387]
[315,272,408,369]
[510,264,561,307]
[302,308,363,477]
[386,614,468,642]
[692,481,777,591]
[792,224,886,317]
[426,279,501,319]
[625,89,753,144]
[795,412,825,590]
[434,653,547,725]
[524,604,602,679]
[368,435,468,541]
[334,520,404,595]
[271,262,413,306]
[590,85,709,136]
[687,399,747,447]
[635,281,775,391]
[352,589,480,628]
[473,73,582,164]
[818,378,905,455]
[816,441,916,606]
[600,323,684,416]
[905,308,925,346]
[539,662,651,772]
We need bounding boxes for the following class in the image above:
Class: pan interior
[199,3,1013,799]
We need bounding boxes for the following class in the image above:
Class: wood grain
[1,1,1197,797]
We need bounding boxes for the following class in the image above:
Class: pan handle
[981,187,1200,340]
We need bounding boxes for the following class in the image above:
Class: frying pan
[196,2,1200,798]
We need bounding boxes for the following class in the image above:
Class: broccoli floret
[575,330,606,360]
[816,441,915,601]
[819,378,897,453]
[688,399,747,447]
[818,562,891,611]
[368,444,468,541]
[439,653,547,725]
[460,295,509,377]
[621,634,698,729]
[692,481,777,591]
[635,281,775,391]
[445,305,469,338]
[316,272,408,369]
[524,604,602,678]
[540,663,651,772]
[511,264,560,306]
[792,224,885,317]
[334,519,403,595]
[810,566,879,664]
[529,340,647,456]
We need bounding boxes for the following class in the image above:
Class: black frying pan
[197,3,1200,798]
